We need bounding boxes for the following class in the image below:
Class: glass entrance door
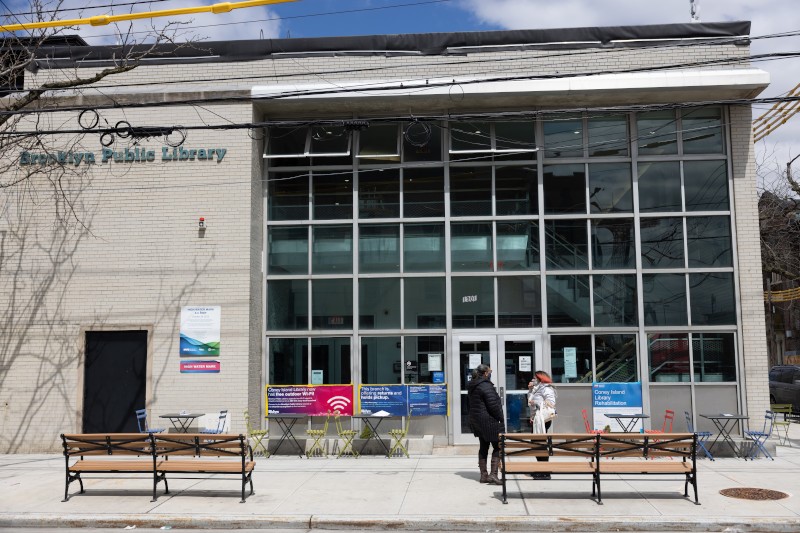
[452,334,541,444]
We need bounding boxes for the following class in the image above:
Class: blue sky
[2,0,798,180]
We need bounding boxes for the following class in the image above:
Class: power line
[3,27,793,99]
[6,94,798,138]
[3,49,795,118]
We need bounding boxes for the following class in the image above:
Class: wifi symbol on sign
[327,396,351,412]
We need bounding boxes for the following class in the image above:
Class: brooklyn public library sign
[20,146,228,166]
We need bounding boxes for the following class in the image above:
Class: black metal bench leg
[241,475,246,503]
[249,472,254,495]
[596,474,602,504]
[684,475,689,497]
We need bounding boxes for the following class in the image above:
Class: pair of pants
[478,436,500,459]
[536,420,552,462]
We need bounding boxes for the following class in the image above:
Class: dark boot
[488,456,503,485]
[479,458,489,483]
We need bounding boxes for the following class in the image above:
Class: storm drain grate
[719,488,789,500]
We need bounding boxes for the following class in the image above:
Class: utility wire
[5,94,798,138]
[3,50,796,118]
[5,28,794,98]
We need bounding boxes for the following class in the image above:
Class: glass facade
[265,107,739,435]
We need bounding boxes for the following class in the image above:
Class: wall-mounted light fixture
[198,217,207,230]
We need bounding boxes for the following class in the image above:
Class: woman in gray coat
[467,364,505,485]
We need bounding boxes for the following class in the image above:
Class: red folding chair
[582,409,605,434]
[645,409,674,434]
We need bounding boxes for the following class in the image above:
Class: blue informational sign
[359,385,408,415]
[432,371,444,383]
[358,384,449,416]
[408,384,448,416]
[591,382,644,432]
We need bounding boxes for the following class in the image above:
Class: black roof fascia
[34,21,751,67]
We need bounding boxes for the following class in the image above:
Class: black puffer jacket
[467,376,505,442]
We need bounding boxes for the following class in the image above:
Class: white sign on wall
[180,306,221,356]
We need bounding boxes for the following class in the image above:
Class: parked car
[768,365,800,412]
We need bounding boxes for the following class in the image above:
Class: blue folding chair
[200,410,228,434]
[684,411,713,461]
[744,410,775,460]
[135,409,165,433]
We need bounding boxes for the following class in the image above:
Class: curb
[3,513,800,532]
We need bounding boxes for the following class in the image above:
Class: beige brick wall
[729,104,770,419]
[0,104,256,452]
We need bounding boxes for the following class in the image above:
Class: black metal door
[82,330,147,433]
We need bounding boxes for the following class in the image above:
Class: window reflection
[637,162,681,212]
[404,223,445,272]
[361,337,401,384]
[404,336,445,384]
[311,337,351,384]
[269,338,308,385]
[359,278,400,329]
[591,219,635,269]
[543,164,586,213]
[312,225,353,274]
[546,275,591,327]
[593,274,637,327]
[450,166,492,216]
[589,114,629,157]
[690,273,735,325]
[404,277,446,328]
[313,171,353,220]
[589,163,632,213]
[268,172,308,221]
[543,115,583,158]
[452,277,495,328]
[359,224,400,273]
[359,169,399,218]
[545,220,588,270]
[451,223,493,272]
[648,333,690,382]
[312,279,353,329]
[268,226,308,274]
[684,161,729,211]
[637,110,677,155]
[686,216,732,267]
[551,335,592,383]
[595,334,637,382]
[404,168,444,217]
[642,274,687,326]
[498,276,541,327]
[496,166,538,215]
[640,218,684,269]
[268,280,308,330]
[682,107,724,154]
[497,221,539,271]
[692,333,735,381]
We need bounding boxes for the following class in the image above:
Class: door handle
[499,386,505,399]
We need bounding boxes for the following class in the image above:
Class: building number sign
[462,295,478,303]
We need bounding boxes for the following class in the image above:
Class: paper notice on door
[469,353,482,369]
[428,353,442,372]
[519,355,532,372]
[564,347,577,378]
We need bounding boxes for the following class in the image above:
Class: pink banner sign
[180,360,220,373]
[266,385,353,415]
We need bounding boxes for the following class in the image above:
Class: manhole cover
[719,488,789,500]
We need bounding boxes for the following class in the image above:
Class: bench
[61,433,255,503]
[500,432,698,505]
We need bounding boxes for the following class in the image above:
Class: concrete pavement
[1,426,799,532]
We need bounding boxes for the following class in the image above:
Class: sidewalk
[1,428,799,532]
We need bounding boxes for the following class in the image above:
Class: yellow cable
[0,0,296,31]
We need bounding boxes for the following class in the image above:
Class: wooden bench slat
[156,460,255,473]
[69,460,154,473]
[504,462,595,473]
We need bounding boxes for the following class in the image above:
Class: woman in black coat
[467,363,505,485]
